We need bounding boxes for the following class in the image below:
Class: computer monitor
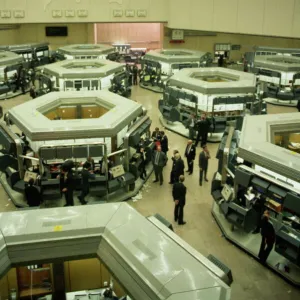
[251,176,270,194]
[284,192,300,215]
[267,184,287,203]
[235,168,253,188]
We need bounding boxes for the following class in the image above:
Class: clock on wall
[171,29,184,41]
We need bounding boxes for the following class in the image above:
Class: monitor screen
[267,184,287,203]
[251,176,270,194]
[45,26,68,37]
[235,168,253,187]
[284,192,300,215]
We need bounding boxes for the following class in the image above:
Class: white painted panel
[190,0,214,31]
[263,0,294,36]
[237,0,264,34]
[292,0,300,37]
[212,0,238,32]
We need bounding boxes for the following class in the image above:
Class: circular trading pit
[255,55,300,106]
[211,112,300,285]
[1,90,154,207]
[56,43,118,60]
[139,49,213,93]
[159,67,257,142]
[37,59,130,97]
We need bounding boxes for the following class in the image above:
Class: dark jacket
[261,219,275,244]
[152,151,167,167]
[297,99,300,112]
[199,151,209,170]
[160,135,168,153]
[172,182,186,206]
[25,185,42,207]
[174,158,184,176]
[60,171,75,194]
[185,144,196,160]
[81,169,96,190]
[151,131,161,141]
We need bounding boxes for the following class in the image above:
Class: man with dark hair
[199,144,210,186]
[132,64,139,85]
[173,175,187,225]
[173,153,185,183]
[258,211,275,264]
[59,165,75,206]
[24,178,42,207]
[160,131,168,154]
[151,127,161,141]
[78,162,95,205]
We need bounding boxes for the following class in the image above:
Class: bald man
[184,140,196,175]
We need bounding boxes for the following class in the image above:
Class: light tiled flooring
[0,86,299,299]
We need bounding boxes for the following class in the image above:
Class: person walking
[258,211,275,264]
[184,140,196,175]
[78,162,95,205]
[59,165,75,206]
[152,145,167,185]
[173,175,187,225]
[132,64,138,85]
[199,144,210,186]
[24,178,42,207]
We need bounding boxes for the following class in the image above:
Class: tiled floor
[0,86,299,299]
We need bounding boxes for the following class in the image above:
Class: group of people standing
[126,63,139,86]
[149,123,211,226]
[186,113,211,147]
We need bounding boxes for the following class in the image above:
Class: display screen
[45,26,68,37]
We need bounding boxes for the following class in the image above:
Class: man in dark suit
[137,147,147,180]
[152,145,167,185]
[258,211,275,264]
[151,127,161,141]
[184,140,196,175]
[173,175,187,225]
[24,178,42,207]
[160,131,168,154]
[195,114,210,147]
[169,149,179,184]
[199,144,210,186]
[60,165,75,206]
[78,162,95,205]
[173,153,185,183]
[297,99,300,112]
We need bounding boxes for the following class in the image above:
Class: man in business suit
[195,114,210,147]
[184,140,196,175]
[186,114,196,140]
[199,144,210,186]
[151,127,161,141]
[173,153,185,183]
[78,162,95,205]
[59,165,75,206]
[160,131,168,154]
[152,145,167,185]
[173,175,187,225]
[169,150,179,184]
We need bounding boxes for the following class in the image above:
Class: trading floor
[0,84,299,300]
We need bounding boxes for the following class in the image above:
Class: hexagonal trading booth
[255,55,300,106]
[211,112,300,285]
[0,203,231,300]
[1,90,153,207]
[56,44,117,60]
[37,59,127,95]
[140,49,213,93]
[159,67,257,142]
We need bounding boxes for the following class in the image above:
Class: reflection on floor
[0,86,299,300]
